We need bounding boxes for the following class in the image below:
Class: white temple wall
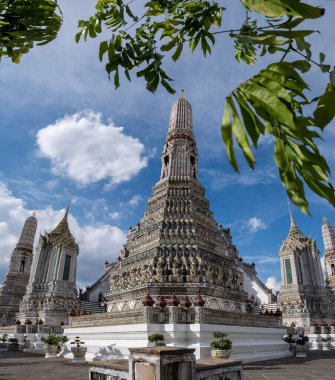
[63,323,289,363]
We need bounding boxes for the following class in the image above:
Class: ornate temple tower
[278,210,330,326]
[0,214,37,326]
[107,93,246,314]
[322,217,335,293]
[18,208,79,325]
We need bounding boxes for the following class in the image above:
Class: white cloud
[0,181,126,286]
[129,194,142,207]
[247,217,268,233]
[265,276,281,292]
[109,211,120,220]
[36,111,148,187]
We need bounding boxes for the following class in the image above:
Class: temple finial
[66,193,73,214]
[288,199,295,226]
[180,89,185,98]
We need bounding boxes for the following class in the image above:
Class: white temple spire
[161,93,198,181]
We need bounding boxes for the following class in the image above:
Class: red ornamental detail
[155,296,167,309]
[180,296,192,309]
[69,308,77,317]
[15,319,21,325]
[142,294,155,307]
[193,294,205,307]
[167,294,180,307]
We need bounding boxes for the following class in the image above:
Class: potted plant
[57,336,70,358]
[70,336,87,364]
[148,333,166,347]
[283,333,309,358]
[210,332,232,359]
[22,335,32,351]
[41,335,61,358]
[295,335,309,358]
[0,334,8,351]
[321,336,331,351]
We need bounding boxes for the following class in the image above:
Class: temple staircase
[79,300,105,314]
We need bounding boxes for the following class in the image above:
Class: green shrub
[210,332,232,350]
[148,333,166,347]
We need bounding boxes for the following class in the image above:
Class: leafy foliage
[148,333,166,346]
[210,331,232,350]
[2,0,335,213]
[70,336,85,347]
[41,334,61,346]
[0,0,62,63]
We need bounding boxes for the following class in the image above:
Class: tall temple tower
[18,208,79,325]
[322,217,335,293]
[278,210,329,326]
[0,214,37,326]
[107,93,245,313]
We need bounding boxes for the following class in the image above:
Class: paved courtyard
[0,350,334,380]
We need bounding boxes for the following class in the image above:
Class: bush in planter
[0,334,8,350]
[70,336,85,347]
[70,336,87,364]
[322,336,331,351]
[41,335,61,358]
[148,333,166,347]
[210,332,232,359]
[41,335,61,346]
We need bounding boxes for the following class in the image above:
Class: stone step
[79,301,105,314]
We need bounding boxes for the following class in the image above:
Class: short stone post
[129,347,196,380]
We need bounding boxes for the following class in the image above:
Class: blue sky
[0,0,334,292]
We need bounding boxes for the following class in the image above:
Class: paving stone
[0,350,334,380]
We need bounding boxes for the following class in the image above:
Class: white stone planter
[295,344,307,358]
[0,343,8,351]
[211,349,231,359]
[44,344,58,358]
[71,346,87,364]
[322,341,331,351]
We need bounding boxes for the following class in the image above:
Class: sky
[0,0,334,292]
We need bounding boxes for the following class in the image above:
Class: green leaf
[242,0,287,17]
[161,79,176,94]
[146,75,160,93]
[221,101,239,172]
[313,84,335,129]
[290,60,311,73]
[227,96,255,168]
[239,82,295,128]
[99,41,108,61]
[330,69,335,90]
[261,30,315,39]
[172,44,183,61]
[114,70,120,89]
[320,53,326,64]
